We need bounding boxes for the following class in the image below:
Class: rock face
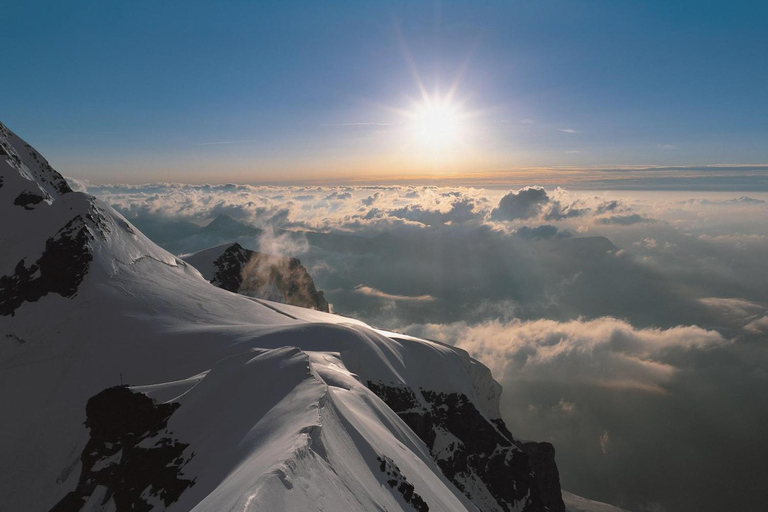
[0,214,94,316]
[520,441,565,512]
[377,455,430,512]
[368,382,566,512]
[183,243,330,312]
[0,122,103,317]
[51,387,195,512]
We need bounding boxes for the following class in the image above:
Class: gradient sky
[3,1,768,184]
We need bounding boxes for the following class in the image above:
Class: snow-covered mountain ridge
[1,122,617,512]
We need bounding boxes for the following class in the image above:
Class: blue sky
[3,1,768,184]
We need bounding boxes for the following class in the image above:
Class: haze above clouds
[70,179,768,512]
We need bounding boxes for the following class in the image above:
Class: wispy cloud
[353,285,435,301]
[558,128,579,134]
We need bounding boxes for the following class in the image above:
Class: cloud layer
[69,179,768,512]
[405,317,727,394]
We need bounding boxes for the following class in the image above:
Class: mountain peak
[200,214,260,237]
[0,122,72,200]
[205,214,239,227]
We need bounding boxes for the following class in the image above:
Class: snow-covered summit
[1,122,565,512]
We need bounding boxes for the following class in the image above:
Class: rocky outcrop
[50,386,194,512]
[184,243,330,312]
[377,455,430,512]
[0,214,94,316]
[0,122,104,316]
[520,441,565,512]
[368,382,565,512]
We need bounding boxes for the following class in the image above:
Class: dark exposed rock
[50,386,194,512]
[0,122,72,196]
[491,418,565,512]
[368,381,564,512]
[520,441,566,512]
[190,243,330,312]
[367,382,436,449]
[421,390,544,512]
[13,191,46,209]
[0,215,93,316]
[377,455,429,512]
[210,243,251,293]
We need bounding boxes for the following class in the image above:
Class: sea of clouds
[69,178,768,512]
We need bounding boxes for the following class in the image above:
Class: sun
[410,97,463,149]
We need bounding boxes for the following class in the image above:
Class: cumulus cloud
[491,187,550,221]
[404,317,727,394]
[403,315,767,512]
[361,192,381,206]
[325,191,352,201]
[595,199,623,214]
[489,187,624,224]
[388,198,480,226]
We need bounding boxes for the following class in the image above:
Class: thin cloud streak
[354,285,435,302]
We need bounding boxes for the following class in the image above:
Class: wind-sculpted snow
[1,122,565,512]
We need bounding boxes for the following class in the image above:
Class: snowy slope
[1,122,564,512]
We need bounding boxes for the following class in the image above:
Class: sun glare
[411,98,463,149]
